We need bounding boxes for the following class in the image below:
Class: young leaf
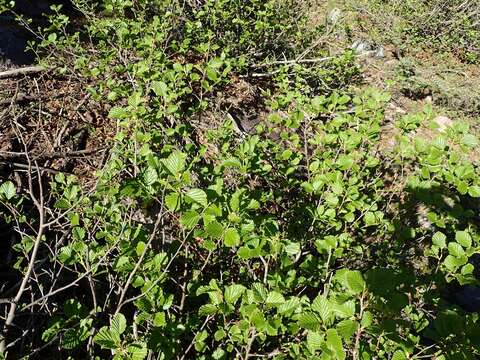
[224,284,246,304]
[448,242,465,257]
[111,313,127,336]
[206,221,224,238]
[181,210,200,229]
[455,231,472,248]
[224,228,240,247]
[162,151,185,177]
[265,291,285,306]
[312,295,332,323]
[325,329,345,360]
[345,271,365,294]
[94,327,119,349]
[432,232,446,249]
[186,188,208,207]
[0,181,16,200]
[336,319,358,339]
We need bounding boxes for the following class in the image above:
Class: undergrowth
[0,0,479,359]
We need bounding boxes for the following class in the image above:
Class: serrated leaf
[461,134,478,147]
[94,327,119,349]
[111,313,126,336]
[206,221,224,238]
[165,192,180,211]
[311,295,332,323]
[180,210,200,229]
[326,329,345,360]
[336,319,358,339]
[0,181,16,200]
[128,342,148,360]
[361,311,373,328]
[333,300,356,318]
[307,331,323,351]
[284,242,300,256]
[468,185,480,197]
[62,327,83,349]
[54,198,70,209]
[186,188,208,207]
[143,166,158,185]
[265,291,285,306]
[278,297,300,314]
[162,151,185,177]
[392,350,407,360]
[448,242,465,257]
[108,106,128,119]
[198,304,218,316]
[432,232,446,249]
[224,228,240,247]
[224,284,245,304]
[345,271,365,294]
[152,81,168,98]
[298,312,321,330]
[455,231,472,248]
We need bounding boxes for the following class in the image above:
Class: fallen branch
[253,56,334,69]
[0,65,47,79]
[0,93,40,106]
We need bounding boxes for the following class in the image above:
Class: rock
[351,40,385,58]
[434,115,453,132]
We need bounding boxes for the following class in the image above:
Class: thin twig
[0,162,45,353]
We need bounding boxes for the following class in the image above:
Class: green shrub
[0,0,479,359]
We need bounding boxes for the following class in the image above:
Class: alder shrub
[0,0,479,359]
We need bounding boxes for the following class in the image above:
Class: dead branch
[0,66,47,80]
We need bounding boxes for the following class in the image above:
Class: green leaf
[455,231,472,248]
[62,327,84,349]
[461,134,479,147]
[206,221,224,238]
[54,198,70,210]
[364,211,376,226]
[108,106,128,119]
[111,313,126,336]
[180,210,200,229]
[278,297,300,314]
[165,192,180,211]
[298,312,321,330]
[284,242,300,256]
[198,304,218,316]
[392,350,407,360]
[265,291,285,306]
[311,295,332,323]
[326,329,345,360]
[186,188,208,207]
[152,81,168,98]
[307,331,323,351]
[143,166,158,185]
[336,319,358,339]
[162,151,185,177]
[128,342,148,360]
[224,284,246,304]
[448,242,465,257]
[361,311,373,328]
[0,181,16,200]
[224,228,240,247]
[432,232,446,249]
[468,185,480,197]
[94,327,119,349]
[345,271,365,294]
